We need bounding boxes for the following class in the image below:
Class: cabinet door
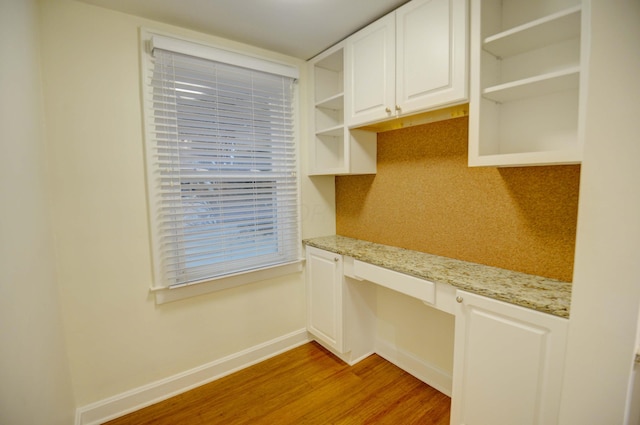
[451,290,568,425]
[345,13,395,127]
[396,0,468,115]
[306,246,345,353]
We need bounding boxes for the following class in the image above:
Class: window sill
[149,260,304,304]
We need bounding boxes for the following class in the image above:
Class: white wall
[0,0,76,423]
[560,1,640,423]
[375,286,455,393]
[18,0,640,421]
[38,0,335,409]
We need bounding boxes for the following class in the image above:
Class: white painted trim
[151,260,304,304]
[75,329,310,425]
[307,336,375,366]
[346,350,376,366]
[149,34,300,79]
[375,338,453,397]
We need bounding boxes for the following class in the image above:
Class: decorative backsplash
[336,117,580,282]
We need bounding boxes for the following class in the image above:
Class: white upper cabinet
[396,0,469,115]
[345,0,469,128]
[468,0,590,167]
[345,13,396,127]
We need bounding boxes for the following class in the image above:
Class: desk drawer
[353,260,435,304]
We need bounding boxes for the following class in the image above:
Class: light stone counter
[303,235,572,318]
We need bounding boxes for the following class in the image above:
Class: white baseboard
[309,337,374,366]
[75,329,310,425]
[375,338,453,397]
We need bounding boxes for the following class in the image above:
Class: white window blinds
[144,39,300,288]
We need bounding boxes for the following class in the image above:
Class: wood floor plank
[104,342,450,425]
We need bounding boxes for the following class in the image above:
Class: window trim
[149,34,299,80]
[149,260,302,304]
[139,28,303,303]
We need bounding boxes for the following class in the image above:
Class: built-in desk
[304,234,571,318]
[303,235,572,425]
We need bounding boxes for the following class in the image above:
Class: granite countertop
[303,235,572,318]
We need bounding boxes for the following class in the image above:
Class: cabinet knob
[395,105,401,112]
[385,107,391,113]
[334,257,339,262]
[456,296,463,303]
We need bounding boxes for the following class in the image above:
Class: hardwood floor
[104,341,451,424]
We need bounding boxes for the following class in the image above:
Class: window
[142,31,301,296]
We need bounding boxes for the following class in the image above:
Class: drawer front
[353,260,435,304]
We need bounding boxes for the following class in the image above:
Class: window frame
[139,28,303,303]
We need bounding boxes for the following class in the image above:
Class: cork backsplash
[336,117,580,282]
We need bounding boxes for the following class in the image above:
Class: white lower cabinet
[306,246,345,353]
[306,247,570,424]
[305,247,376,363]
[450,290,569,425]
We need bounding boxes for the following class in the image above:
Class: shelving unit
[468,0,589,167]
[308,43,376,176]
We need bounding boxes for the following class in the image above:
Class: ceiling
[78,0,410,60]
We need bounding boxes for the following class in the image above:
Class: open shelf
[471,89,581,166]
[469,0,588,167]
[308,43,376,175]
[483,6,581,58]
[471,149,582,167]
[316,125,344,137]
[316,93,344,110]
[483,67,580,103]
[309,130,377,176]
[311,134,346,175]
